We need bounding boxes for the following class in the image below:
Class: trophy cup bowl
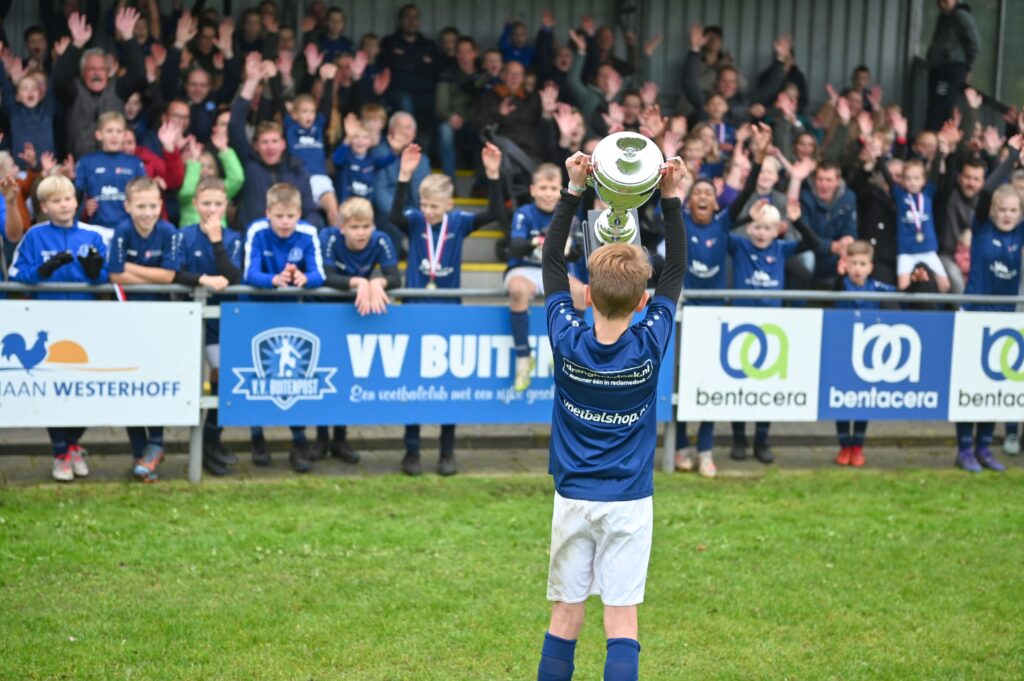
[587,131,664,245]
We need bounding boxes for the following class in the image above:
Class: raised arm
[471,143,505,230]
[654,157,687,303]
[976,136,1023,225]
[542,152,589,298]
[388,144,422,231]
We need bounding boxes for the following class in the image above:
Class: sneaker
[251,438,271,466]
[753,444,774,464]
[309,439,329,461]
[330,440,361,464]
[956,448,982,473]
[975,447,1006,472]
[514,356,536,392]
[729,443,747,461]
[202,446,229,477]
[204,439,235,469]
[67,444,90,477]
[674,448,694,472]
[835,447,852,466]
[1004,433,1020,456]
[401,451,422,476]
[849,445,865,468]
[52,454,74,482]
[132,444,164,481]
[438,452,458,476]
[697,452,717,478]
[289,442,312,473]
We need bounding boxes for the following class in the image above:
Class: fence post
[661,420,676,472]
[188,286,209,484]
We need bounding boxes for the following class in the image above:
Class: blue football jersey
[545,291,676,502]
[964,220,1024,311]
[683,208,731,298]
[243,219,325,289]
[404,209,475,291]
[7,221,111,299]
[893,184,939,255]
[107,219,181,301]
[321,228,398,277]
[836,276,896,310]
[285,114,328,176]
[74,151,147,227]
[508,203,554,269]
[728,235,798,307]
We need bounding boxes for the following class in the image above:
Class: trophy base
[582,209,641,267]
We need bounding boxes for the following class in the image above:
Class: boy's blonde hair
[419,174,454,202]
[847,239,874,259]
[587,243,652,319]
[532,163,561,184]
[753,204,782,226]
[266,182,302,209]
[125,175,162,199]
[97,111,126,130]
[292,94,316,111]
[195,177,227,198]
[903,158,926,176]
[36,175,76,204]
[340,196,374,223]
[991,184,1023,211]
[361,102,387,122]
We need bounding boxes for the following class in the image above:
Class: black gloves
[77,246,105,280]
[38,251,74,278]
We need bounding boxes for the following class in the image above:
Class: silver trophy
[586,131,664,248]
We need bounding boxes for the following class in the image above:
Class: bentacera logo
[232,327,337,410]
[719,323,788,379]
[980,327,1024,381]
[851,322,921,383]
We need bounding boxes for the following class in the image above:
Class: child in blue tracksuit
[726,198,820,465]
[955,141,1023,474]
[0,60,56,168]
[284,63,340,226]
[6,175,109,482]
[74,112,147,228]
[106,177,181,482]
[332,120,397,203]
[243,182,326,473]
[315,196,402,462]
[832,239,896,468]
[174,177,244,476]
[667,164,757,477]
[387,141,504,476]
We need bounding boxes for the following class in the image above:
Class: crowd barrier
[1,283,1023,482]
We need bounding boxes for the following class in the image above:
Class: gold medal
[426,280,437,290]
[916,232,925,243]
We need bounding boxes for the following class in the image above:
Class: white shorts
[504,266,545,295]
[546,492,653,606]
[897,251,945,277]
[204,344,221,369]
[310,174,336,203]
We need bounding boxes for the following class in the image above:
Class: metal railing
[3,282,1024,481]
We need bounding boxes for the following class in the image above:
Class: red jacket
[135,145,184,192]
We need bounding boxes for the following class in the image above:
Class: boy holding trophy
[536,143,686,681]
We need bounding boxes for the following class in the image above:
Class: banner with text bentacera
[218,303,675,425]
[818,310,954,420]
[677,307,822,421]
[948,311,1024,422]
[0,301,202,426]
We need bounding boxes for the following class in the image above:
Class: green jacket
[177,148,245,228]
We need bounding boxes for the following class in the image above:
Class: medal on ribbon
[424,213,448,290]
[906,193,926,244]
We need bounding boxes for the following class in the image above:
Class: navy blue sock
[852,421,868,447]
[696,421,714,451]
[604,638,640,681]
[836,421,851,448]
[1007,423,1020,436]
[537,632,576,681]
[127,427,147,458]
[316,426,330,441]
[47,428,70,457]
[956,422,974,450]
[511,310,531,358]
[148,426,164,448]
[675,422,690,450]
[754,422,770,446]
[250,426,265,442]
[977,422,995,449]
[290,426,307,445]
[731,421,747,445]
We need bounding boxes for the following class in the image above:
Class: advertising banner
[818,310,954,420]
[948,312,1024,422]
[677,307,822,421]
[0,301,202,426]
[219,303,676,426]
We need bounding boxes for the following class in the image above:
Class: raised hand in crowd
[481,142,503,180]
[541,9,556,29]
[789,157,817,183]
[580,15,596,37]
[174,11,198,50]
[890,109,909,139]
[373,69,391,96]
[68,12,93,49]
[835,96,852,125]
[539,83,559,118]
[964,86,983,110]
[866,84,883,111]
[40,151,57,176]
[749,122,772,161]
[554,103,580,144]
[398,143,423,182]
[857,111,874,137]
[498,97,517,117]
[639,104,665,139]
[661,130,682,159]
[602,102,625,133]
[262,11,280,35]
[53,36,71,59]
[304,44,324,76]
[301,14,318,34]
[115,6,142,43]
[351,51,368,81]
[16,142,36,170]
[144,54,159,83]
[320,63,338,81]
[982,125,1004,156]
[277,49,295,86]
[216,17,235,59]
[824,82,839,107]
[689,23,708,52]
[773,33,793,62]
[567,29,586,54]
[775,92,797,122]
[60,154,76,180]
[640,81,659,108]
[643,34,663,57]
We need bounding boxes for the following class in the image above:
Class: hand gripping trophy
[581,131,665,261]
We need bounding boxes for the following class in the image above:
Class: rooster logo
[1,331,49,372]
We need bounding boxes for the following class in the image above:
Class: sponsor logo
[560,359,654,387]
[231,327,336,410]
[287,247,304,262]
[980,327,1024,381]
[851,322,921,383]
[720,323,788,379]
[561,398,647,426]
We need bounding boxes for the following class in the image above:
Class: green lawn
[1,470,1022,680]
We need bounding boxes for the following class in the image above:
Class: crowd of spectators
[0,1,1021,480]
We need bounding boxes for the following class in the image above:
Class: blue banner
[219,303,675,426]
[818,310,955,420]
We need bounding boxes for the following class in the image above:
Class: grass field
[1,469,1022,680]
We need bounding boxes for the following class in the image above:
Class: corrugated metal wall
[3,0,908,111]
[642,0,910,110]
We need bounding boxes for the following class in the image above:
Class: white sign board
[677,306,822,422]
[947,312,1024,422]
[0,301,202,426]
